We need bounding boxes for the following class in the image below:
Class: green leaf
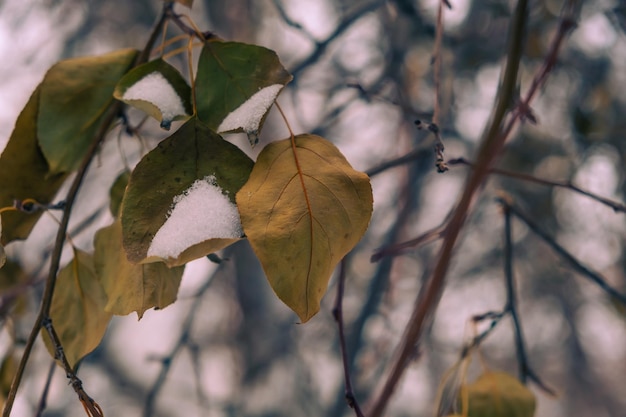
[121,117,254,266]
[236,134,373,322]
[109,170,130,218]
[38,48,138,173]
[94,220,184,319]
[114,58,192,130]
[462,372,536,417]
[0,88,68,245]
[195,41,292,144]
[43,250,112,369]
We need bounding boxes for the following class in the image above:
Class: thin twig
[271,0,317,42]
[332,258,365,417]
[2,7,169,416]
[34,360,56,417]
[290,1,386,76]
[143,270,219,417]
[503,203,528,382]
[42,318,103,417]
[500,198,626,305]
[449,157,626,213]
[330,149,431,417]
[370,222,446,262]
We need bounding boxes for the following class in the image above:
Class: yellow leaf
[463,372,536,417]
[236,134,373,322]
[94,220,184,319]
[43,250,111,369]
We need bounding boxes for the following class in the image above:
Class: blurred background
[1,0,626,416]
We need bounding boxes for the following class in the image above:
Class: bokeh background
[1,1,626,416]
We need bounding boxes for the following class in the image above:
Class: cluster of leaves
[0,9,372,370]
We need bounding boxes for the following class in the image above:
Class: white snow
[147,176,243,260]
[217,84,283,134]
[122,72,187,123]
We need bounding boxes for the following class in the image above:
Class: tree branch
[500,198,626,305]
[449,157,626,213]
[1,6,169,416]
[366,1,530,414]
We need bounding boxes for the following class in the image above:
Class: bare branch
[332,258,365,417]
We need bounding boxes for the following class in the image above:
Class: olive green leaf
[0,88,67,245]
[109,170,130,218]
[114,58,192,130]
[43,250,112,369]
[94,220,184,319]
[236,134,373,322]
[195,40,292,145]
[462,372,536,417]
[38,48,138,174]
[121,117,254,266]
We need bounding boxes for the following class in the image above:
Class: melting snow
[217,84,283,135]
[147,176,242,259]
[122,72,187,124]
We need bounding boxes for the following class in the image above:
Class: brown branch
[42,318,103,417]
[449,157,626,213]
[370,222,446,262]
[332,258,365,417]
[1,7,169,416]
[366,0,532,414]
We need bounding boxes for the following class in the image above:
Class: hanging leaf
[195,40,292,144]
[461,372,536,417]
[38,48,138,174]
[94,220,184,319]
[236,134,373,322]
[114,58,192,130]
[0,88,67,245]
[42,250,112,369]
[121,117,254,266]
[109,170,130,218]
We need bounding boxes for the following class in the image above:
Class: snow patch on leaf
[217,84,282,135]
[122,72,187,124]
[147,176,243,259]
